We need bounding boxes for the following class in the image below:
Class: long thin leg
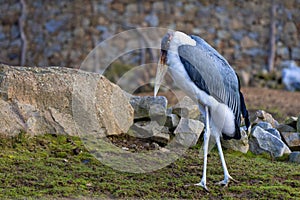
[215,136,237,186]
[195,106,210,191]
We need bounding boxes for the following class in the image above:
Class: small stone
[122,147,129,151]
[174,118,204,147]
[284,22,297,33]
[151,131,170,145]
[111,2,124,13]
[45,19,65,34]
[285,117,298,129]
[292,47,300,60]
[144,12,159,27]
[150,142,160,150]
[297,115,300,132]
[238,70,251,86]
[254,110,279,128]
[172,96,200,120]
[289,152,300,164]
[240,36,258,49]
[143,142,150,150]
[277,47,289,59]
[165,114,180,131]
[281,132,300,151]
[128,121,170,145]
[73,147,81,155]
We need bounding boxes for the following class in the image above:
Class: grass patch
[0,133,300,199]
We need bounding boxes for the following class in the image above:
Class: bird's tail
[239,91,250,132]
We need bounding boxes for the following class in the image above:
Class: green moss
[0,133,300,199]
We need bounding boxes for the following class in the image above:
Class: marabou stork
[154,31,250,191]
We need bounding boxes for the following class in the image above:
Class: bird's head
[160,32,173,65]
[154,32,174,97]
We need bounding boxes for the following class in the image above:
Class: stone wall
[0,0,299,75]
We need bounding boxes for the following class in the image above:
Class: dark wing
[178,35,242,139]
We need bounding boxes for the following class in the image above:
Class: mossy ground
[0,133,300,199]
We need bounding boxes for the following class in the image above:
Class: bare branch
[19,0,27,66]
[267,0,276,72]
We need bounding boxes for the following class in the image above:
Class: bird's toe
[215,175,238,187]
[194,181,209,192]
[215,179,229,187]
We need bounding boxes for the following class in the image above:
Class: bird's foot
[215,175,238,187]
[194,180,209,192]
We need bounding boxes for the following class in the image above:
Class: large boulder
[249,126,291,157]
[0,64,134,137]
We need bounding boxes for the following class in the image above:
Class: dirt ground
[144,87,300,123]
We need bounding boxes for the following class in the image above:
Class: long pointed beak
[154,51,168,97]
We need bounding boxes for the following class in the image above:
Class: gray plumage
[178,35,242,139]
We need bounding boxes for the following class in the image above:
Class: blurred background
[0,0,299,93]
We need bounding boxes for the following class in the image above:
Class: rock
[284,22,297,34]
[276,124,297,133]
[282,62,300,91]
[277,46,290,59]
[129,96,167,122]
[45,19,65,34]
[240,36,258,49]
[297,115,300,132]
[165,113,180,131]
[265,128,281,140]
[152,131,170,145]
[149,104,167,126]
[238,70,250,86]
[144,12,159,27]
[281,132,300,151]
[284,117,298,129]
[249,126,291,157]
[128,121,170,145]
[172,96,200,120]
[0,99,25,136]
[289,152,300,164]
[0,64,134,137]
[253,110,279,128]
[256,122,273,130]
[222,129,249,153]
[174,118,204,147]
[291,47,300,60]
